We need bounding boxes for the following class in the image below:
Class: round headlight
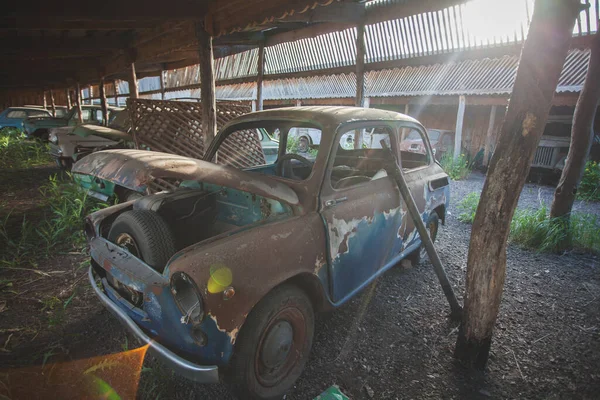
[49,133,58,144]
[171,272,204,324]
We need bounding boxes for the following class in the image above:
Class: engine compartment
[126,182,293,252]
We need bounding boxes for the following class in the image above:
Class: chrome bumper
[88,267,220,383]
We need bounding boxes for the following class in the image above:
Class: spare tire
[108,210,176,272]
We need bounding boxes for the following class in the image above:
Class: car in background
[49,110,132,170]
[257,128,279,164]
[80,106,449,399]
[0,107,52,132]
[23,105,123,141]
[400,129,455,161]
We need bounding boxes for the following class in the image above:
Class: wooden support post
[114,80,120,106]
[99,78,108,126]
[88,85,93,105]
[128,63,139,99]
[364,97,370,108]
[49,89,56,117]
[454,95,466,159]
[75,83,83,124]
[454,0,582,369]
[251,101,257,112]
[483,105,497,167]
[355,21,366,149]
[256,42,265,111]
[382,142,462,319]
[296,100,302,107]
[196,22,217,149]
[66,88,72,109]
[43,91,47,109]
[160,70,166,100]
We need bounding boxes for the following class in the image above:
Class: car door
[397,125,435,249]
[319,123,404,303]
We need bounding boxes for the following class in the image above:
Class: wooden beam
[454,95,466,159]
[128,63,139,99]
[75,83,83,124]
[114,80,120,106]
[256,42,265,111]
[0,18,161,31]
[355,22,366,108]
[196,22,217,148]
[43,91,47,109]
[66,88,72,109]
[49,89,56,116]
[483,105,497,167]
[156,70,164,100]
[0,35,128,52]
[99,78,108,126]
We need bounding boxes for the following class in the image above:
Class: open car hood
[73,124,132,141]
[72,149,299,206]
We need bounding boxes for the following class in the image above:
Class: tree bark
[454,0,581,369]
[196,22,217,151]
[550,33,600,219]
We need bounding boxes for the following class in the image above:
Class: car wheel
[409,212,439,265]
[229,284,314,400]
[297,136,310,153]
[107,210,176,272]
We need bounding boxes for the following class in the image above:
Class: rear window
[6,110,27,118]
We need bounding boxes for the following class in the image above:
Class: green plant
[0,129,52,169]
[457,192,480,223]
[0,174,110,266]
[577,161,600,202]
[440,152,471,180]
[458,193,600,254]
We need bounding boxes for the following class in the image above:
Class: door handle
[325,197,348,208]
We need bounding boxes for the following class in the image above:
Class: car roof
[227,106,420,130]
[6,107,51,112]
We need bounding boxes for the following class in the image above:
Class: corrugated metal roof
[213,48,590,100]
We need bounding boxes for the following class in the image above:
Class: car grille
[533,146,555,167]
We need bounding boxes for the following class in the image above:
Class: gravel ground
[2,171,599,399]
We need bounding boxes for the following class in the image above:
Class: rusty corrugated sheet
[213,49,590,100]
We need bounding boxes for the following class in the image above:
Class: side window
[28,110,50,117]
[285,127,320,161]
[330,125,393,190]
[256,128,279,165]
[399,126,431,170]
[442,134,453,146]
[94,110,103,123]
[214,128,269,169]
[74,109,93,122]
[6,110,27,119]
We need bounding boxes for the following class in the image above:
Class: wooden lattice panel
[127,99,253,159]
[216,129,266,169]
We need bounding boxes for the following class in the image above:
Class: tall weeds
[0,128,51,169]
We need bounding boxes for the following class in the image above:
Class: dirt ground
[1,166,599,400]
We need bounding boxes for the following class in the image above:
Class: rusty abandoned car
[82,107,450,399]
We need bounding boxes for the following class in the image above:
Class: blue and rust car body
[83,107,449,382]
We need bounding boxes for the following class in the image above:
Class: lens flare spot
[208,265,232,294]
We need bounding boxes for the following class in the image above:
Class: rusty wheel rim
[255,307,307,388]
[115,233,141,257]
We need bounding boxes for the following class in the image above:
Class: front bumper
[88,267,220,383]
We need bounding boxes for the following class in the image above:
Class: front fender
[165,213,328,346]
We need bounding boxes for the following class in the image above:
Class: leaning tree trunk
[550,32,600,220]
[454,0,582,369]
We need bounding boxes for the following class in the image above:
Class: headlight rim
[170,272,204,325]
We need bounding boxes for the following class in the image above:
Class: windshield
[427,130,441,142]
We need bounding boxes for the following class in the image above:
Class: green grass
[457,193,600,254]
[0,174,110,267]
[440,152,471,180]
[577,161,600,202]
[0,128,52,169]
